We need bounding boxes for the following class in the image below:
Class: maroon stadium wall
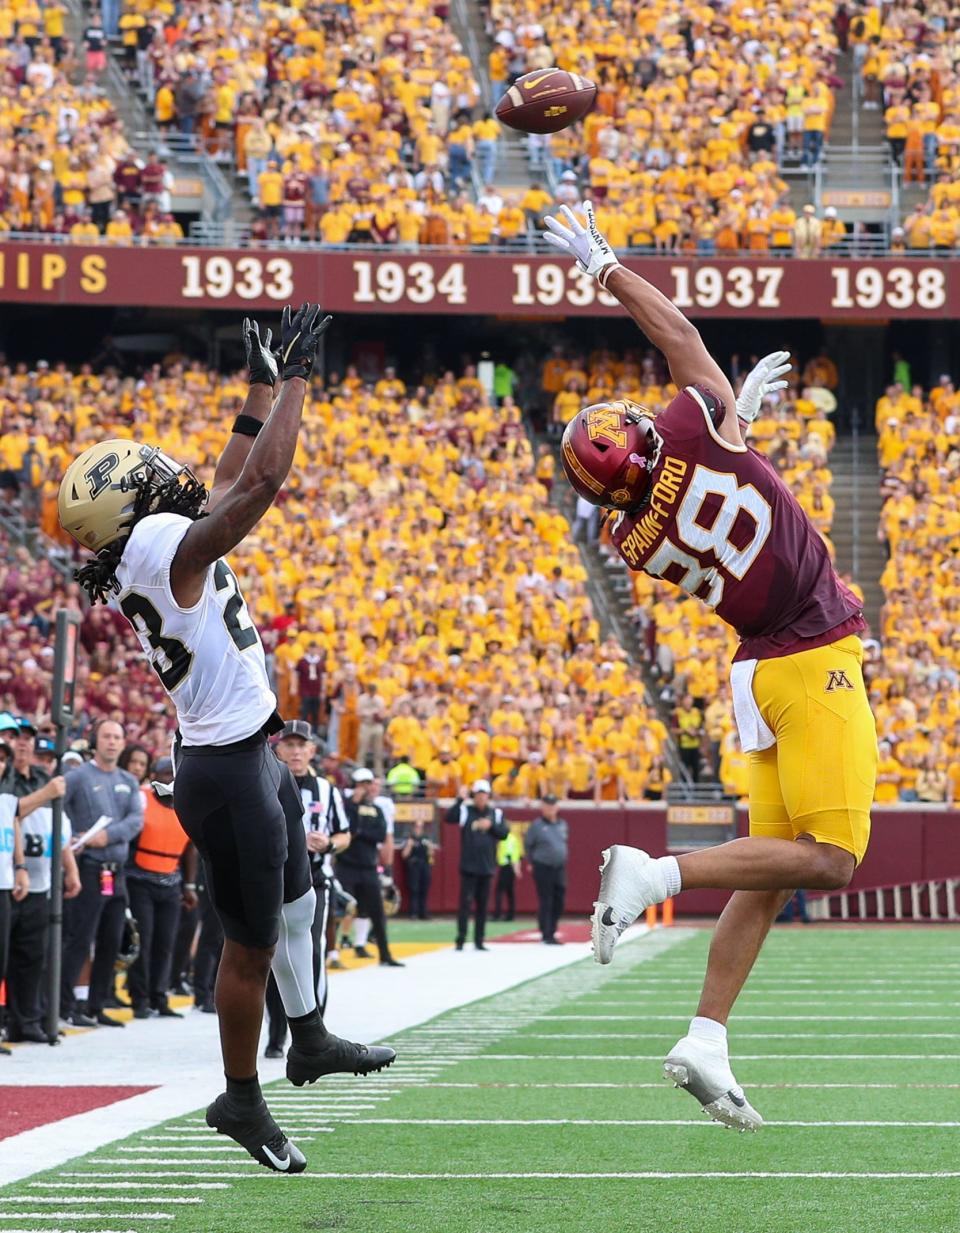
[407,807,960,918]
[0,243,953,318]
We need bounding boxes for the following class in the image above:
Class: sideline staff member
[446,779,508,951]
[265,721,351,1058]
[524,794,569,945]
[337,769,402,967]
[126,757,197,1019]
[61,719,143,1027]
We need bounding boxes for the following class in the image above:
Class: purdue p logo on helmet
[560,400,662,511]
[58,439,199,552]
[58,439,148,551]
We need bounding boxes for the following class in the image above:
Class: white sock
[328,948,340,962]
[354,918,371,948]
[655,855,682,897]
[271,887,318,1018]
[689,1015,727,1045]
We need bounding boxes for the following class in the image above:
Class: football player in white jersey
[58,305,395,1174]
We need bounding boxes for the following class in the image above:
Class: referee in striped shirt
[264,721,350,1059]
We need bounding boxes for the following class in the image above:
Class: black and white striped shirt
[296,772,349,877]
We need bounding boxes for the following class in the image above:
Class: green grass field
[4,926,959,1233]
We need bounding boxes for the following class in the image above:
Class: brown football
[495,68,597,135]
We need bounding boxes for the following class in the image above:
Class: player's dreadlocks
[75,468,208,605]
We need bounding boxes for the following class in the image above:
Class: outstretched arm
[207,318,278,512]
[170,303,331,607]
[543,203,740,444]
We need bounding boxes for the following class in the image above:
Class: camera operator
[4,763,81,1042]
[0,716,81,1044]
[264,721,351,1059]
[445,779,508,952]
[337,768,403,968]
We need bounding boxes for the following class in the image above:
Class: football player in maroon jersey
[544,203,877,1131]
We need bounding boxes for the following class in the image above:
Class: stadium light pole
[46,607,81,1045]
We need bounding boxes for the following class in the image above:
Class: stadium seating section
[0,0,888,250]
[875,377,960,805]
[489,0,840,251]
[0,357,671,802]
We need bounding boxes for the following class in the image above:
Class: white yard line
[28,1185,229,1192]
[51,1171,960,1182]
[541,1014,960,1021]
[333,1117,960,1128]
[10,1198,202,1205]
[385,1081,960,1090]
[469,1053,960,1061]
[0,1215,173,1222]
[512,1032,960,1039]
[605,977,960,985]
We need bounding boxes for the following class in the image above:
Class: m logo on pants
[824,669,855,693]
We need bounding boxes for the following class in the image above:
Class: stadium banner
[0,242,954,318]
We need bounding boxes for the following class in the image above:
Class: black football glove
[242,317,278,387]
[278,302,332,382]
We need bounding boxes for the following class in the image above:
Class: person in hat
[445,779,509,951]
[336,769,402,966]
[264,721,353,1057]
[524,794,570,945]
[126,756,198,1020]
[793,204,822,259]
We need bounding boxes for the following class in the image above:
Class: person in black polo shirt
[337,769,402,968]
[445,779,509,952]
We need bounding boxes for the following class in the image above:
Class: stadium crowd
[487,0,843,251]
[3,0,939,252]
[874,374,960,805]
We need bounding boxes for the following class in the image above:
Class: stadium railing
[808,878,960,923]
[451,0,492,111]
[0,231,927,256]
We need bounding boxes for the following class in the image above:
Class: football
[495,68,597,135]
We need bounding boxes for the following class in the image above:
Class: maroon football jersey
[609,386,864,661]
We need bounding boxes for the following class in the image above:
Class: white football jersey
[115,511,276,746]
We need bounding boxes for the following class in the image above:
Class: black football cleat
[206,1092,306,1173]
[286,1034,397,1087]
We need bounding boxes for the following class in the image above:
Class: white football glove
[542,201,620,282]
[736,350,792,423]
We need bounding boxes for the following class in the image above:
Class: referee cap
[353,767,374,783]
[281,719,315,741]
[472,779,491,794]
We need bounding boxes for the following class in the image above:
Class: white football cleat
[663,1034,763,1132]
[590,846,667,964]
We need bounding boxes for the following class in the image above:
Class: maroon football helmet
[560,400,662,511]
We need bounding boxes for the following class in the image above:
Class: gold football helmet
[58,439,194,551]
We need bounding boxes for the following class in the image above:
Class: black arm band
[232,414,264,438]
